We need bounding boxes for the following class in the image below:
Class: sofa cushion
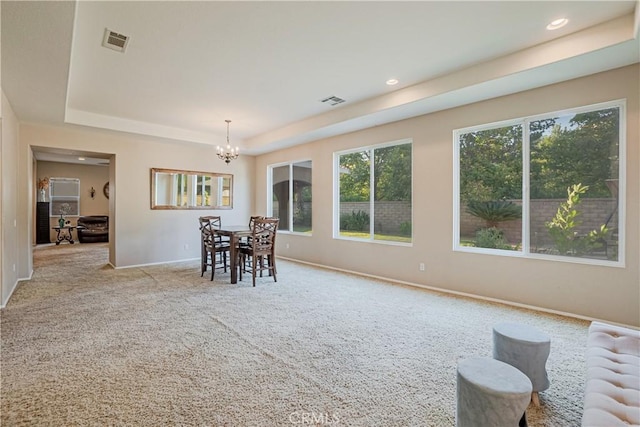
[582,322,640,426]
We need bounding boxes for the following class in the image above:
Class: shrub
[466,200,521,228]
[340,210,370,232]
[545,183,609,255]
[399,221,412,237]
[474,227,513,250]
[293,205,311,227]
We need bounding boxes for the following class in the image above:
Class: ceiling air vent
[102,28,129,53]
[320,96,346,106]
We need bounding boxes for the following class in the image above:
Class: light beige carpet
[1,243,589,426]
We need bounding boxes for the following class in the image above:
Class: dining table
[215,225,252,284]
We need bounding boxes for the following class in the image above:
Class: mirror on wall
[151,168,233,210]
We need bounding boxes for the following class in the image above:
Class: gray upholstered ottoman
[493,322,551,406]
[456,357,532,427]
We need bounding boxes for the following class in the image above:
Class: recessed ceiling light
[78,157,85,161]
[386,79,399,86]
[546,18,568,30]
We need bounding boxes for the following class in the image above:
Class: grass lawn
[292,226,312,234]
[339,231,411,243]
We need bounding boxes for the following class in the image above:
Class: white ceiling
[2,1,639,158]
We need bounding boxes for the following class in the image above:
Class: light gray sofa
[582,321,640,426]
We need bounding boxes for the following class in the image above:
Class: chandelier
[216,119,239,164]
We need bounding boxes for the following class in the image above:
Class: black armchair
[77,216,109,243]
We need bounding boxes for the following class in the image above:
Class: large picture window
[455,100,624,265]
[268,161,312,233]
[335,140,412,244]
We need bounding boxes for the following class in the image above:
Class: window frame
[333,138,413,246]
[267,159,313,235]
[453,99,626,267]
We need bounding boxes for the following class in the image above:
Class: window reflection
[151,168,233,210]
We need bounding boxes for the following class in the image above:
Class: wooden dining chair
[239,217,279,286]
[239,215,264,269]
[241,216,264,245]
[198,216,230,280]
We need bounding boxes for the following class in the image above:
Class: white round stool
[456,357,532,427]
[493,322,551,406]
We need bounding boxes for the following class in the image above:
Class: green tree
[460,107,617,202]
[339,143,412,202]
[339,151,370,202]
[459,124,524,204]
[530,108,618,198]
[374,144,411,201]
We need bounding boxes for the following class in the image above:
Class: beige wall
[255,65,640,327]
[36,161,109,242]
[1,90,32,307]
[21,124,256,268]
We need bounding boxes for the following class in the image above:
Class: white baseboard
[1,270,33,309]
[113,257,200,270]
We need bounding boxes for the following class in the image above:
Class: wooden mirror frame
[150,167,233,210]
